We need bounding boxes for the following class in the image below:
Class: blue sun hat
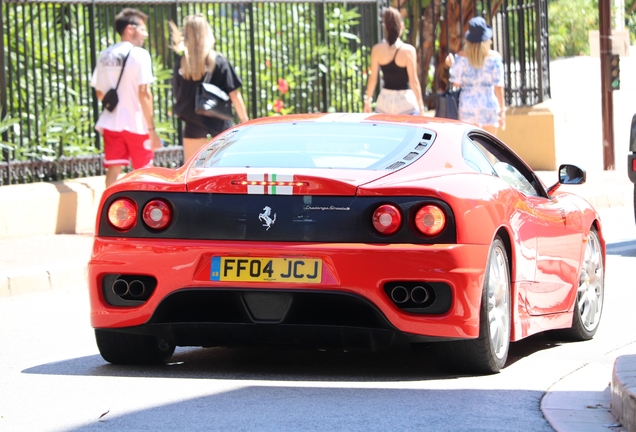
[465,16,493,43]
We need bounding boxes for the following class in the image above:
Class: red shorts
[102,129,154,170]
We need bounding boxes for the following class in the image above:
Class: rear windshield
[199,122,428,170]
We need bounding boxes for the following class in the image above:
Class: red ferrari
[88,113,605,374]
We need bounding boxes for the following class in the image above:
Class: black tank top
[380,46,410,90]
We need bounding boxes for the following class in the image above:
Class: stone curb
[0,263,88,298]
[541,363,617,432]
[612,355,636,431]
[0,176,105,240]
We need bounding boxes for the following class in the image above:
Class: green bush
[626,12,636,44]
[2,2,369,162]
[548,0,598,59]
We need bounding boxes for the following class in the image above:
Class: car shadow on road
[23,334,566,382]
[606,239,636,257]
[506,333,567,368]
[23,344,446,381]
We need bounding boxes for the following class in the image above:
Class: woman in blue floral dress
[446,17,506,135]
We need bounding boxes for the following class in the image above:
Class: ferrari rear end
[88,117,490,364]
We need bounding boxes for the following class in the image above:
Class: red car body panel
[89,239,489,338]
[88,113,605,347]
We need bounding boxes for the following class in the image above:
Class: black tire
[548,228,604,341]
[434,237,511,374]
[95,329,175,365]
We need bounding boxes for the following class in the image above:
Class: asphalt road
[1,205,636,431]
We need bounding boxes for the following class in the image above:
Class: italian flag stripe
[246,173,295,195]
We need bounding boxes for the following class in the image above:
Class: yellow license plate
[210,256,322,283]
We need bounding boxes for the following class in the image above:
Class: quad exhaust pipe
[389,285,430,305]
[410,286,430,304]
[390,285,410,303]
[384,281,451,315]
[112,278,146,298]
[103,274,157,306]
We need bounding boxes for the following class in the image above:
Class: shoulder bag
[434,86,460,120]
[194,71,233,121]
[101,48,133,112]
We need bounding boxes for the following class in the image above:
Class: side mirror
[559,164,586,185]
[547,164,586,195]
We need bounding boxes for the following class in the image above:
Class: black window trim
[465,130,550,199]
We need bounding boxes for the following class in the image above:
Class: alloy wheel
[487,244,510,360]
[578,232,604,332]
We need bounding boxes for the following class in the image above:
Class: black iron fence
[0,0,383,185]
[402,0,550,108]
[0,0,549,186]
[493,0,551,107]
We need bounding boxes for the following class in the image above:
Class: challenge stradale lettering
[304,205,350,211]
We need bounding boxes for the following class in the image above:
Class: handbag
[194,71,233,121]
[434,87,460,120]
[102,48,133,112]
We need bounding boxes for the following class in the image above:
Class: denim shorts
[375,88,419,115]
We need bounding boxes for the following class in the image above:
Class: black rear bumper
[98,289,459,351]
[104,322,449,351]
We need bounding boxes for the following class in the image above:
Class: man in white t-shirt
[91,8,162,187]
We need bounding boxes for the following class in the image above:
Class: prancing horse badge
[259,206,277,230]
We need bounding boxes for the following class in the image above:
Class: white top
[90,41,154,134]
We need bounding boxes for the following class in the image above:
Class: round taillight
[414,205,446,236]
[142,199,172,230]
[107,198,137,231]
[372,204,402,235]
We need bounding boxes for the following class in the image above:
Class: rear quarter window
[462,137,496,175]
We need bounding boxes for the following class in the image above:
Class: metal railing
[418,0,550,107]
[0,0,550,186]
[0,0,382,185]
[494,0,551,107]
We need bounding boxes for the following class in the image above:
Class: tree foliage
[626,0,636,44]
[548,0,598,58]
[2,2,370,162]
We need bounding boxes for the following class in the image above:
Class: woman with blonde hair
[446,17,506,134]
[363,7,425,116]
[170,15,249,161]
